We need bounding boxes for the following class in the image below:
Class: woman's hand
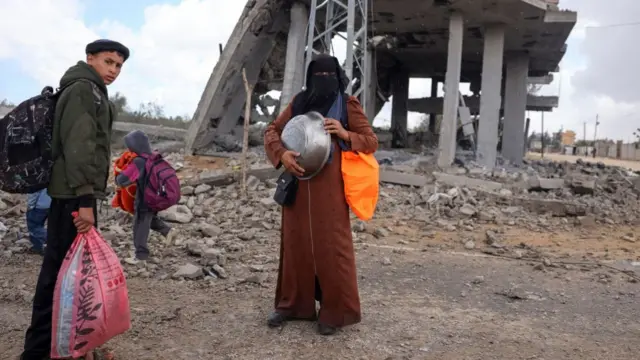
[281,150,305,177]
[324,118,349,141]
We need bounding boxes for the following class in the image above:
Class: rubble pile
[376,151,640,228]
[1,148,640,284]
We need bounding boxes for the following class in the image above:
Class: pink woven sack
[51,217,131,358]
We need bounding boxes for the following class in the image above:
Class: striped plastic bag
[51,219,131,358]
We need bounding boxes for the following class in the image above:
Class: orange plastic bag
[51,219,131,359]
[111,150,137,214]
[341,151,379,220]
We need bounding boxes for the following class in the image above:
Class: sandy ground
[2,215,640,360]
[527,152,640,171]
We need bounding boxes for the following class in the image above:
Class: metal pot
[281,111,331,180]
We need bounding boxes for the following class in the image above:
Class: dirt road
[527,152,640,171]
[2,219,639,360]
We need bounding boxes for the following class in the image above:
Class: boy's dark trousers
[133,210,171,260]
[21,198,97,360]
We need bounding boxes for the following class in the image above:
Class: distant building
[561,130,576,145]
[530,140,543,151]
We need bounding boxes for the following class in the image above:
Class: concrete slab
[372,1,576,79]
[185,0,289,154]
[380,170,429,187]
[113,122,187,140]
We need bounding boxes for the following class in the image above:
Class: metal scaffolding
[304,0,371,114]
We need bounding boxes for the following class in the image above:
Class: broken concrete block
[459,204,477,217]
[194,184,212,194]
[159,205,194,223]
[432,172,503,191]
[527,176,565,191]
[570,179,595,195]
[630,176,640,192]
[185,170,235,187]
[181,186,195,196]
[172,263,203,279]
[511,197,586,217]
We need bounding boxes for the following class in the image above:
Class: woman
[263,54,378,335]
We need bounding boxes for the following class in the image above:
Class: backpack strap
[55,79,103,111]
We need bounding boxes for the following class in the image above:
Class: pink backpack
[140,152,180,211]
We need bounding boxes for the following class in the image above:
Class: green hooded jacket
[48,61,116,200]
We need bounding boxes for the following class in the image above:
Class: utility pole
[593,114,600,157]
[541,112,545,158]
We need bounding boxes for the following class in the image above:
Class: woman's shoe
[267,312,288,327]
[317,323,338,335]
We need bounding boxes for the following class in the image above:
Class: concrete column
[365,48,378,122]
[523,117,530,157]
[437,12,464,167]
[476,25,505,167]
[279,2,308,112]
[501,53,530,165]
[428,79,438,134]
[391,69,409,148]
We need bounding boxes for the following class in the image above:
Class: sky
[0,0,638,142]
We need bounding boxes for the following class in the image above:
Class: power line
[585,21,640,29]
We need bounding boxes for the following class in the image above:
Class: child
[115,130,175,263]
[26,188,51,255]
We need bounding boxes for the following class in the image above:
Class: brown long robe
[264,96,378,328]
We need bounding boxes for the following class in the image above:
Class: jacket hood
[59,61,108,96]
[124,130,152,155]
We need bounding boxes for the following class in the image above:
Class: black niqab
[291,54,347,118]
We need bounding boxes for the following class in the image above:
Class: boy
[26,188,51,255]
[116,130,175,264]
[22,38,129,360]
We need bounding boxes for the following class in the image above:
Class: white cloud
[0,0,245,117]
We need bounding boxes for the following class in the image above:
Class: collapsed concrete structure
[185,0,577,168]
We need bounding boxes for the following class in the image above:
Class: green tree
[0,98,14,107]
[110,92,128,113]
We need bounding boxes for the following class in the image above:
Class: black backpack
[0,80,101,194]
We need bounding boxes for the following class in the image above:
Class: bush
[110,92,191,129]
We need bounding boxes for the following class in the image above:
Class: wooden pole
[241,68,253,197]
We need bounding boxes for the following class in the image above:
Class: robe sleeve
[346,96,378,154]
[264,101,294,168]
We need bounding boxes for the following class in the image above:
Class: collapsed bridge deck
[186,0,576,169]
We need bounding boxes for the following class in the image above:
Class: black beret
[85,39,130,61]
